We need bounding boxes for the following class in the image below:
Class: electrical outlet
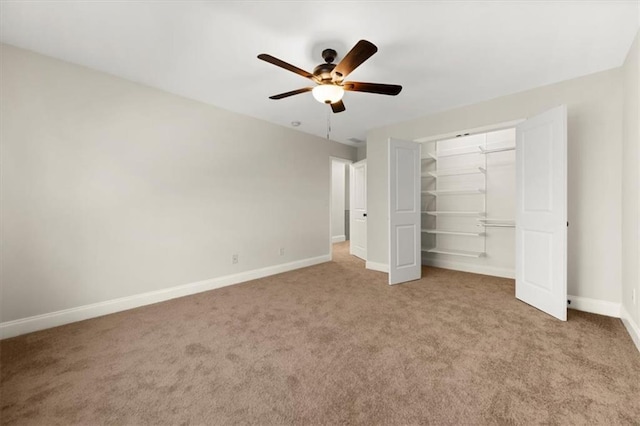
[232,254,239,264]
[279,247,285,256]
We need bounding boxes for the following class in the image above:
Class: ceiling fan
[257,40,402,113]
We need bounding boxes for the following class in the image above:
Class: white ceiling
[1,1,638,146]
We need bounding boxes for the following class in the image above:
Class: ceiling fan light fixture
[312,84,344,104]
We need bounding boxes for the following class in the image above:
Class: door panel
[350,160,367,260]
[516,105,567,320]
[395,224,417,267]
[389,138,421,285]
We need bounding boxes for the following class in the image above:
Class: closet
[419,128,516,278]
[388,106,567,320]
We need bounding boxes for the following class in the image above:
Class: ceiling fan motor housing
[313,63,336,82]
[313,48,339,82]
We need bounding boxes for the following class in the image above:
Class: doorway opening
[418,126,518,279]
[330,157,352,260]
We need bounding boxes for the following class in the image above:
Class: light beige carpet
[1,242,639,425]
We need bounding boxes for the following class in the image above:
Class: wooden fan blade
[332,40,378,81]
[258,54,317,82]
[331,100,346,113]
[268,87,313,100]
[343,81,402,96]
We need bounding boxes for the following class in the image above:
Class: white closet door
[388,138,421,285]
[516,105,567,320]
[350,160,367,260]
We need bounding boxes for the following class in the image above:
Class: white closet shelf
[422,229,485,237]
[422,153,438,161]
[422,248,485,258]
[422,189,485,196]
[477,219,516,228]
[479,146,515,154]
[424,166,486,178]
[422,211,486,216]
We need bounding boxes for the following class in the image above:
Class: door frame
[329,156,353,260]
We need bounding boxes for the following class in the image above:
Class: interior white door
[388,138,421,285]
[350,160,367,260]
[516,105,568,320]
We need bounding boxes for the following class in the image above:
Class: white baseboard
[621,305,640,353]
[567,294,621,318]
[331,235,346,243]
[366,261,389,273]
[0,254,330,340]
[422,258,515,279]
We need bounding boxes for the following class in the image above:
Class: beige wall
[367,67,623,303]
[622,30,640,326]
[0,44,355,322]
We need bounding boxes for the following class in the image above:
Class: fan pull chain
[326,109,331,140]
